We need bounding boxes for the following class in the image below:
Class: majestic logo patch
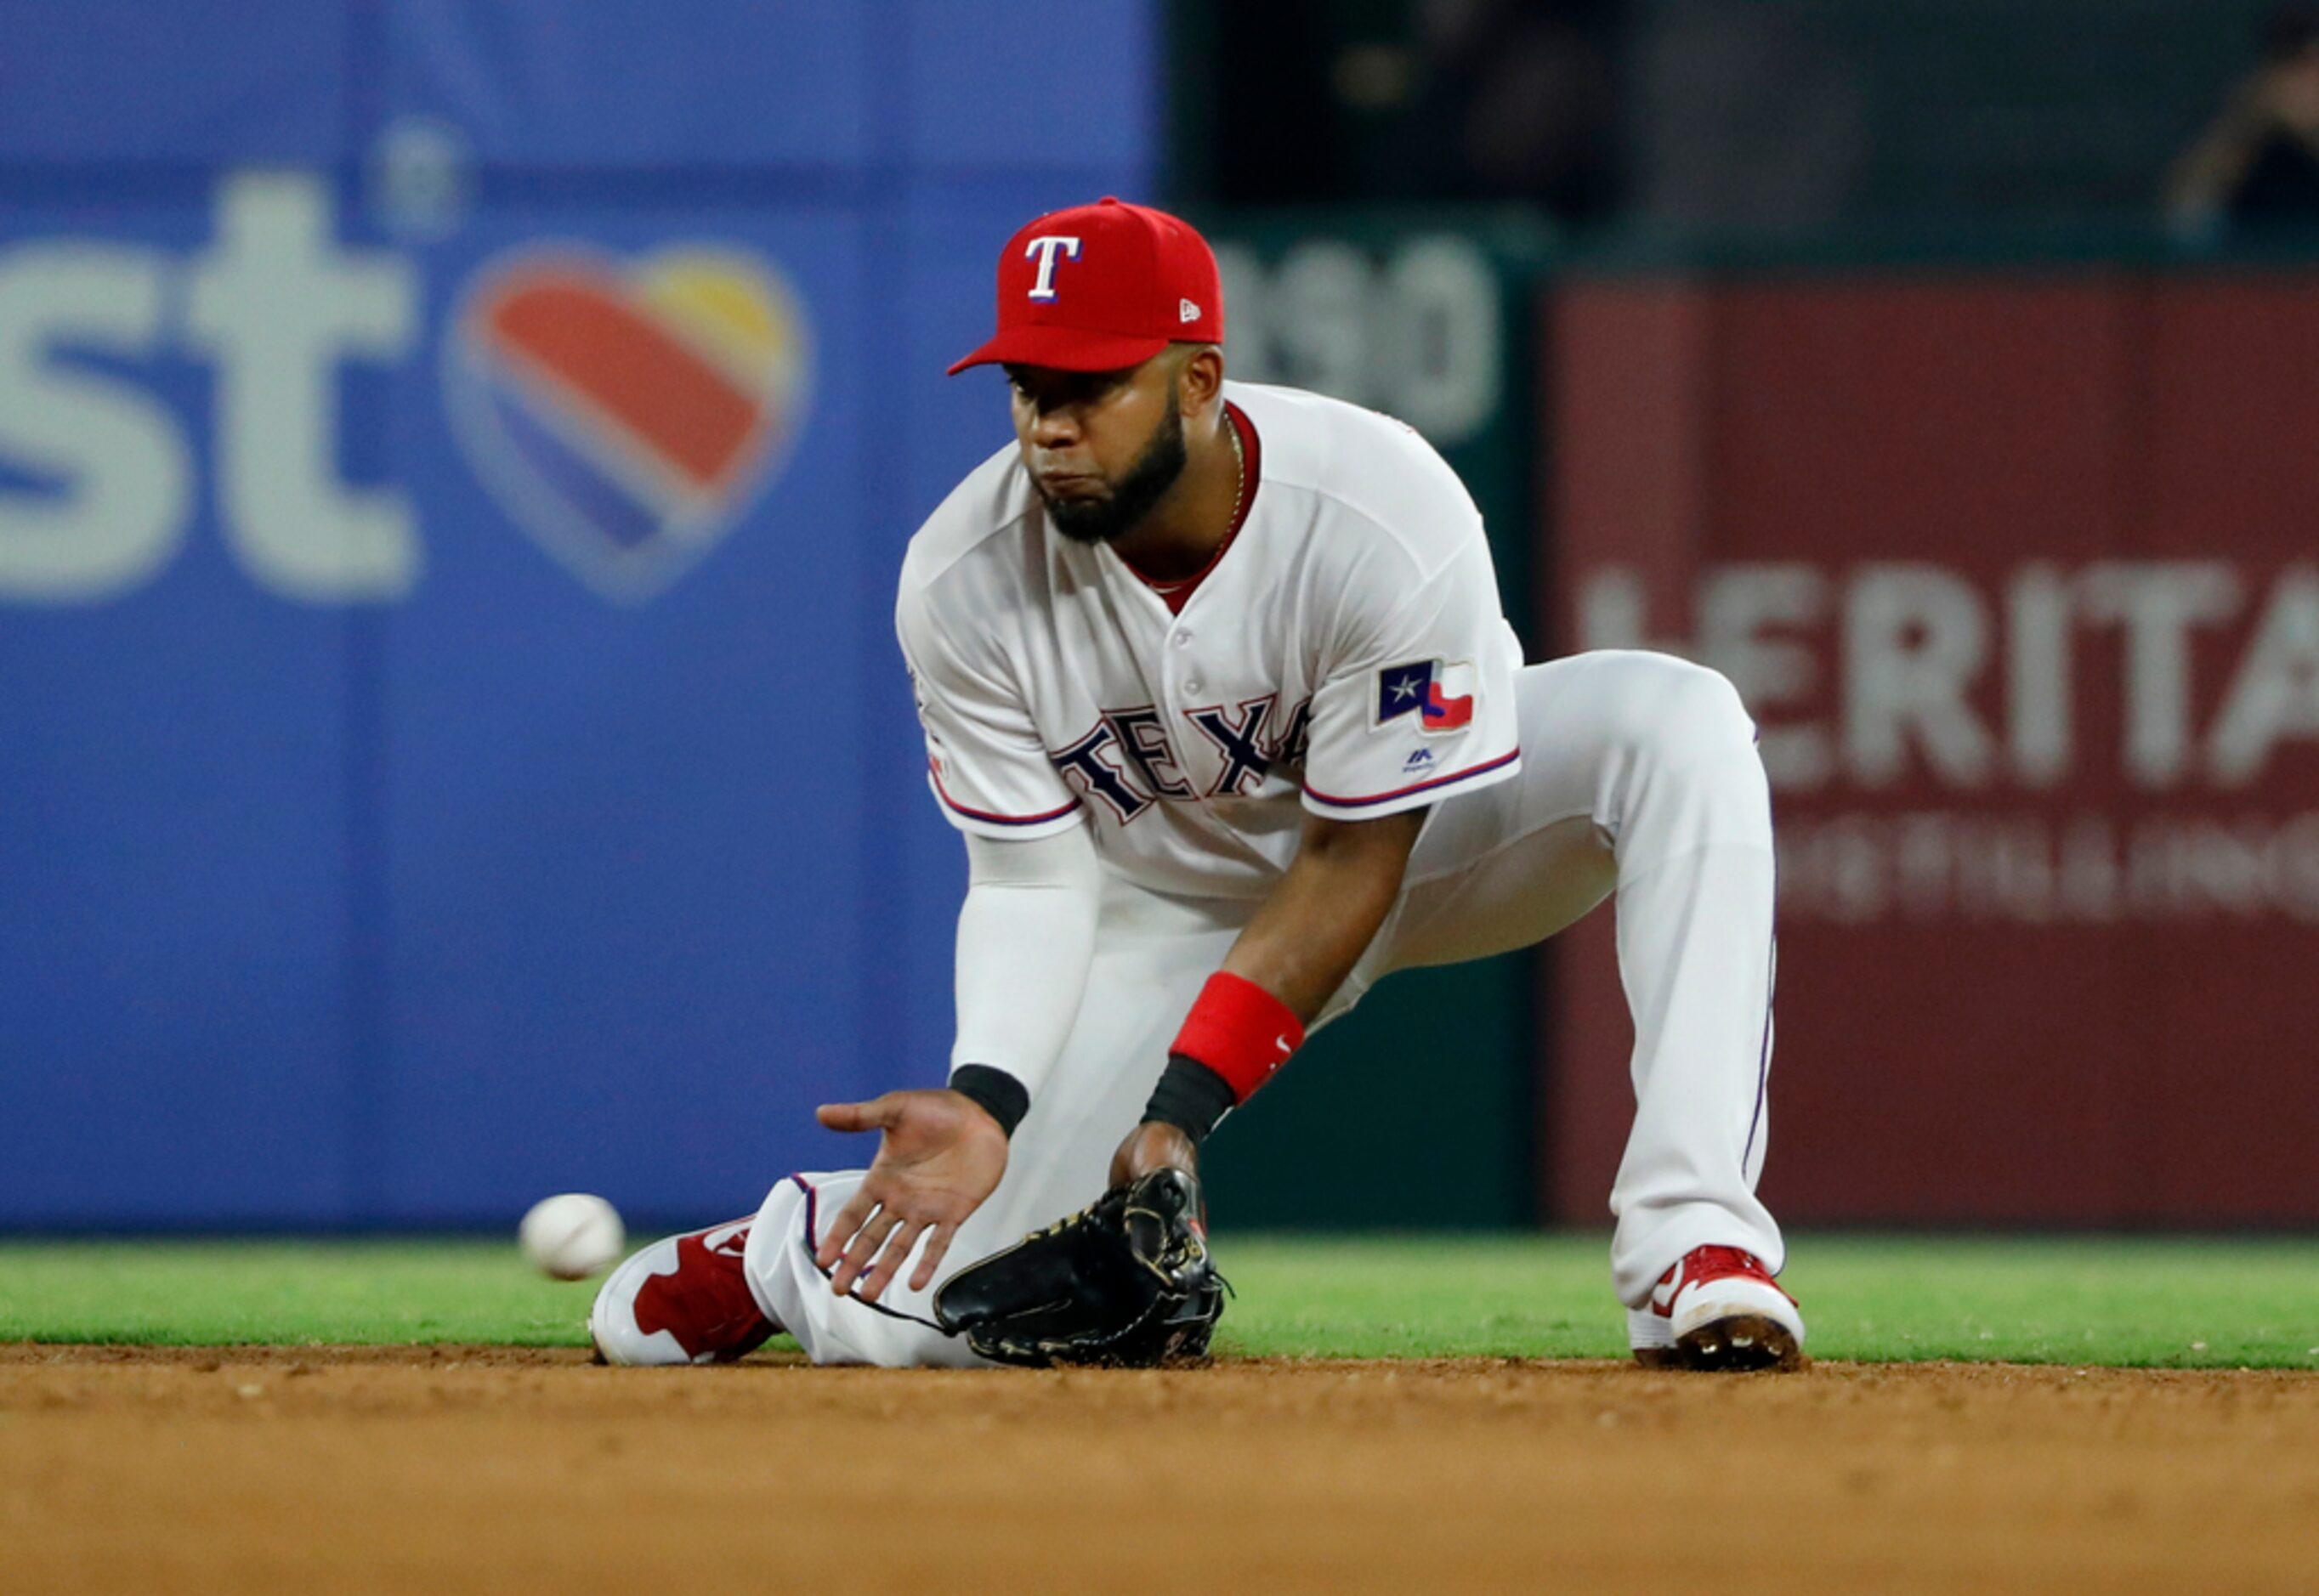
[1376,660,1475,733]
[445,244,812,603]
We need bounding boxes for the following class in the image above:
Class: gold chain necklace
[1223,412,1246,529]
[1145,414,1245,596]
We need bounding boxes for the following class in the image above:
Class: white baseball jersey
[896,381,1525,901]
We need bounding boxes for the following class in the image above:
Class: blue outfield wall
[0,0,1155,1227]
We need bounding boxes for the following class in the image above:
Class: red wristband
[1170,972,1305,1103]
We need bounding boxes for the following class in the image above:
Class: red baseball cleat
[1629,1245,1806,1372]
[589,1217,779,1367]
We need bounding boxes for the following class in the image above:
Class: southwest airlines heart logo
[445,244,812,602]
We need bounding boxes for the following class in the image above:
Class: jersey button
[1184,677,1205,696]
[1171,629,1193,648]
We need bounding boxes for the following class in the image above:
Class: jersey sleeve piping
[927,763,1084,830]
[1301,747,1522,818]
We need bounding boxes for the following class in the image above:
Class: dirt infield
[3,1347,2312,1593]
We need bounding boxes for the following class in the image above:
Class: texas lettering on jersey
[1052,694,1316,822]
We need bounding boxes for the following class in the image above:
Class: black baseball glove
[933,1168,1225,1368]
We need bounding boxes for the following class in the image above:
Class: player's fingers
[908,1222,959,1294]
[814,1186,881,1270]
[815,1097,888,1134]
[858,1219,927,1303]
[831,1207,901,1296]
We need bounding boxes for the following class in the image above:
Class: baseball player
[590,198,1802,1372]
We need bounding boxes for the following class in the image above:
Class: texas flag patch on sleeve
[1375,659,1476,733]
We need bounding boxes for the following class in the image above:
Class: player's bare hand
[1108,1120,1198,1190]
[814,1089,1009,1302]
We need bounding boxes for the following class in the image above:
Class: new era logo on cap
[948,196,1225,376]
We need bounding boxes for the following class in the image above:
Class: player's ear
[1174,344,1225,420]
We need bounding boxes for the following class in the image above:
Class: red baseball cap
[947,196,1224,376]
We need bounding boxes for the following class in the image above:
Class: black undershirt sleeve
[1140,1053,1238,1146]
[947,1063,1030,1139]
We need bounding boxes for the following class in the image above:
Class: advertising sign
[0,1,1154,1227]
[1549,274,2319,1224]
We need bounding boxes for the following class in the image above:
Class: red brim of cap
[945,324,1175,376]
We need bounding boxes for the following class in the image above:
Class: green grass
[1216,1235,2319,1367]
[3,1234,2316,1367]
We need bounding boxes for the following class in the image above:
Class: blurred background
[3,0,2316,1237]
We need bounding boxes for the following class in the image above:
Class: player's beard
[1038,390,1189,546]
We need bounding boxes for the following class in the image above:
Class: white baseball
[519,1193,626,1281]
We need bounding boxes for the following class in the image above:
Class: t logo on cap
[1023,235,1082,301]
